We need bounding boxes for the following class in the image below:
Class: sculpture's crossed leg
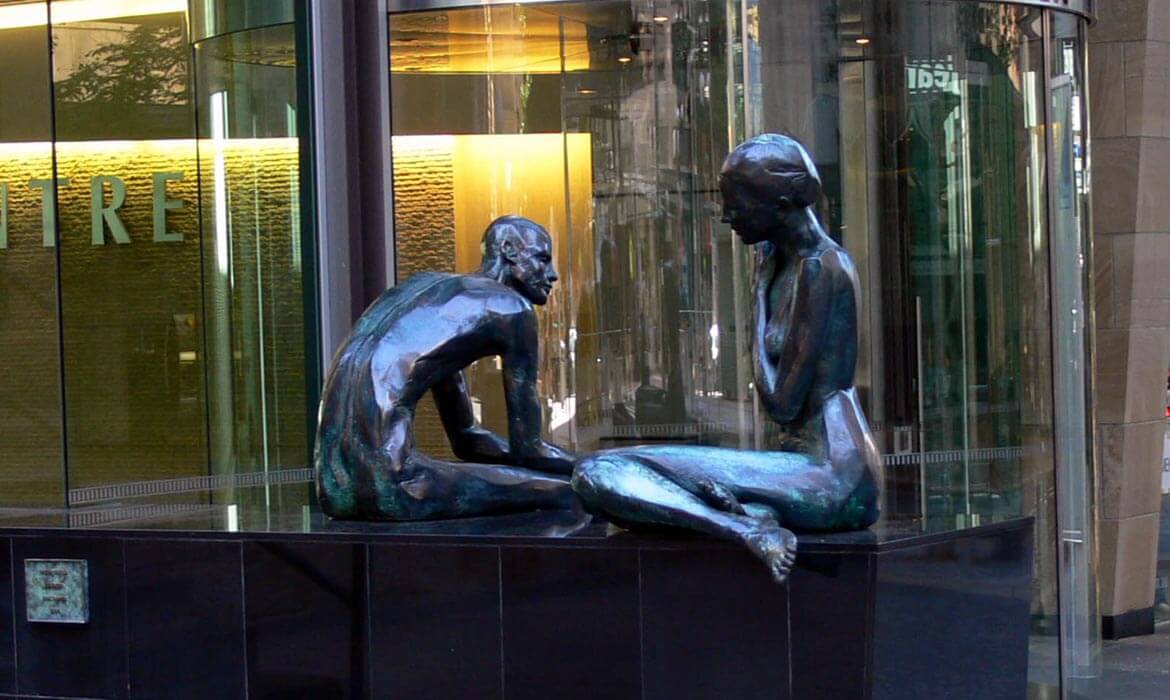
[572,451,799,582]
[318,412,577,522]
[571,391,881,583]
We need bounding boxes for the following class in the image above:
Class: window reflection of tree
[55,22,187,106]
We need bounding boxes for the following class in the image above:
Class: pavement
[1069,493,1170,698]
[1079,622,1170,699]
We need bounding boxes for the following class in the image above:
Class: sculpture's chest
[764,263,800,318]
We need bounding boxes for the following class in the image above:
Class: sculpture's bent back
[315,216,577,521]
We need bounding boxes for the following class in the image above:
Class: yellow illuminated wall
[0,143,60,504]
[0,137,304,502]
[392,133,596,452]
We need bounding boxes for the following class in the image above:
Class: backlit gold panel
[52,139,205,488]
[391,133,595,449]
[0,144,61,504]
[0,138,305,498]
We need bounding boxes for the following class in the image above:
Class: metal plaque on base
[25,559,89,624]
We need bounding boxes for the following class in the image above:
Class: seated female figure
[571,134,881,582]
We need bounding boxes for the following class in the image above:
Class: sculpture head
[480,216,559,305]
[719,134,822,245]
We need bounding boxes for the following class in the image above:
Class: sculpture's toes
[744,522,798,585]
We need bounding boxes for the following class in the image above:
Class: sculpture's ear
[500,230,521,263]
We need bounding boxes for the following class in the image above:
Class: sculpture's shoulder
[374,272,532,322]
[809,244,859,287]
[452,275,535,317]
[352,271,454,329]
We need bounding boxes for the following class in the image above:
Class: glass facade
[0,0,311,511]
[0,0,1102,695]
[385,0,1093,694]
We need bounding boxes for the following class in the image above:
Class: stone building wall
[1089,0,1170,637]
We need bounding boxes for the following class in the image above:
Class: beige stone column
[1089,0,1170,638]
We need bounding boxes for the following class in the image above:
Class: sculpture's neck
[477,259,507,284]
[770,208,825,258]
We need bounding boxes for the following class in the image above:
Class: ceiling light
[617,56,632,63]
[577,88,597,95]
[652,16,669,23]
[855,37,871,45]
[0,0,185,30]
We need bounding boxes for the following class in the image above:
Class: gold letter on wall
[152,172,184,242]
[91,175,130,245]
[29,177,68,247]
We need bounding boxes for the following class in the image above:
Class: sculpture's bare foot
[697,478,746,514]
[742,520,798,584]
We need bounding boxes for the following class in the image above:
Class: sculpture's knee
[569,456,604,500]
[570,455,627,509]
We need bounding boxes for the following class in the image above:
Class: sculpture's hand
[455,425,511,464]
[754,256,831,424]
[525,440,575,476]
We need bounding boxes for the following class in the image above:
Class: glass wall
[193,11,308,510]
[0,1,61,505]
[0,0,311,514]
[386,0,1093,694]
[389,0,748,461]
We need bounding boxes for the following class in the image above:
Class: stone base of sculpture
[0,509,1033,699]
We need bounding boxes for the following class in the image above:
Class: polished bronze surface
[314,216,577,520]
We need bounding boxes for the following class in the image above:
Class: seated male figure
[315,216,576,520]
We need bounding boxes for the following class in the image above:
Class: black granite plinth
[0,509,1033,699]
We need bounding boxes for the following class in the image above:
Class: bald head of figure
[719,134,822,245]
[479,216,559,305]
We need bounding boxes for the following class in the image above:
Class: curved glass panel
[189,0,294,43]
[193,21,308,509]
[388,0,1090,693]
[759,3,1062,692]
[390,1,748,459]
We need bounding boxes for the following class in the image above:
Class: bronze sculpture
[314,216,577,520]
[313,135,879,584]
[571,134,881,583]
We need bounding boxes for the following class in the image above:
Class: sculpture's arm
[755,256,831,423]
[500,310,575,475]
[432,370,512,464]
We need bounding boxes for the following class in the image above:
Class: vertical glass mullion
[46,0,70,507]
[1074,15,1103,687]
[1043,7,1099,692]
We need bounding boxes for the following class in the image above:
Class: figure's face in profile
[720,174,775,245]
[507,228,559,305]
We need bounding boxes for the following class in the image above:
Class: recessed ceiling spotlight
[652,15,669,23]
[618,56,632,63]
[855,37,871,45]
[577,88,597,95]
